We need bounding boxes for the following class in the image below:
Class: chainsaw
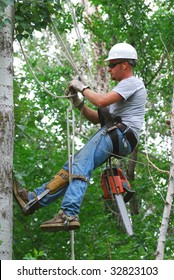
[100,165,135,236]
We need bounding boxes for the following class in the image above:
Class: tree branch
[145,52,167,87]
[18,40,74,99]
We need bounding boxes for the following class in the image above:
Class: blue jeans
[28,126,132,216]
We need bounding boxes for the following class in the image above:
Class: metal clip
[122,137,128,148]
[101,130,107,135]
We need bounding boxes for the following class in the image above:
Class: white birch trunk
[155,85,174,260]
[0,3,14,260]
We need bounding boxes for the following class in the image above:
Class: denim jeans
[29,126,132,216]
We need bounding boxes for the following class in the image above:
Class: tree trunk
[155,85,174,260]
[127,149,139,215]
[81,0,109,93]
[0,3,14,260]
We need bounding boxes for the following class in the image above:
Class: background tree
[0,0,14,260]
[155,58,174,260]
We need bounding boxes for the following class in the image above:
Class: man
[13,42,147,231]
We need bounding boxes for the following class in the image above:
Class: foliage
[12,0,174,260]
[15,0,62,40]
[0,0,13,28]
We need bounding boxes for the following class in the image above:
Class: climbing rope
[66,0,95,86]
[50,17,80,75]
[66,91,76,260]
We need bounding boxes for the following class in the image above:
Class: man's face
[107,60,125,81]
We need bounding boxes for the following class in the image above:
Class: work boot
[13,180,42,216]
[40,209,80,232]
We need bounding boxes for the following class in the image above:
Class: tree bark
[0,3,14,260]
[81,0,109,93]
[155,85,174,260]
[127,149,140,215]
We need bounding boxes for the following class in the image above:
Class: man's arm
[69,79,124,124]
[69,80,123,107]
[76,103,99,124]
[82,88,123,107]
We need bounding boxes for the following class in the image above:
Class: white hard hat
[105,43,138,61]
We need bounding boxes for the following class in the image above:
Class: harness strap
[98,107,121,155]
[98,107,121,127]
[98,107,137,155]
[70,174,89,183]
[109,129,119,155]
[110,122,137,152]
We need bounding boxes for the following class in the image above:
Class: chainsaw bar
[114,193,134,236]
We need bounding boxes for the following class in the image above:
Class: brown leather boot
[13,180,42,215]
[40,209,80,231]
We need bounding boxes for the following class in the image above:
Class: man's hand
[69,79,90,93]
[66,87,84,108]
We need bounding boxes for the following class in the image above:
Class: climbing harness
[101,158,135,236]
[98,107,137,156]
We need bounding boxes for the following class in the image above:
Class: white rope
[70,229,75,260]
[67,96,76,260]
[50,17,80,75]
[66,0,95,86]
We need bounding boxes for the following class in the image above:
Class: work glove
[66,87,84,108]
[69,79,90,94]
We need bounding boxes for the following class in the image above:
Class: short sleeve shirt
[108,76,147,140]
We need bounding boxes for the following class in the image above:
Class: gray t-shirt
[108,76,147,141]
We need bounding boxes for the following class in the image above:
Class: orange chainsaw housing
[100,167,131,200]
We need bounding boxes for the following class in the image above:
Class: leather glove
[69,79,90,93]
[66,87,84,108]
